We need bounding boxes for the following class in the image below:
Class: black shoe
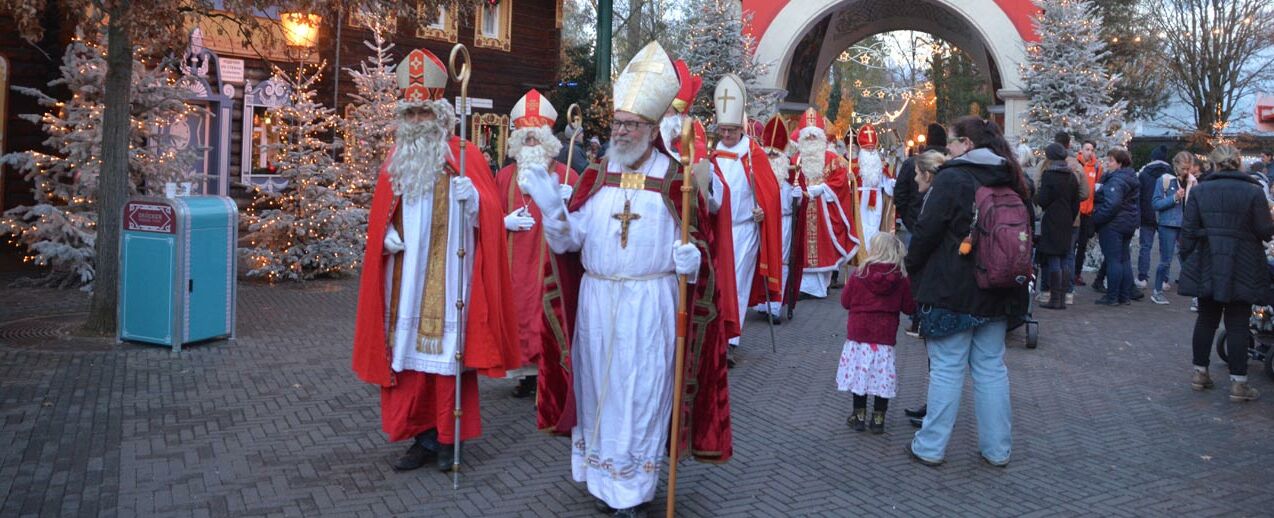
[869,411,885,434]
[726,347,736,369]
[512,376,537,398]
[769,314,782,326]
[905,444,942,467]
[391,442,435,471]
[1092,280,1106,293]
[613,507,642,518]
[594,499,615,514]
[904,405,927,419]
[1130,290,1144,301]
[908,417,924,428]
[1093,298,1119,306]
[847,408,866,432]
[436,442,463,472]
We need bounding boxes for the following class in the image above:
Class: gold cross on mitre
[717,90,736,112]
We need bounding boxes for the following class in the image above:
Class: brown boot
[1041,271,1066,309]
[1190,369,1213,391]
[1230,380,1260,402]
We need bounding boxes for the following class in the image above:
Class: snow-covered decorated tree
[682,0,778,122]
[240,63,368,281]
[342,9,398,204]
[0,33,194,289]
[1021,0,1131,153]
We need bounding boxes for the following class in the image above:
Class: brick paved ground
[2,269,1272,517]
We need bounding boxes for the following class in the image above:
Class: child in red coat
[837,233,916,434]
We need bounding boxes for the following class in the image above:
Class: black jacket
[905,148,1030,318]
[1178,170,1274,305]
[1092,167,1139,235]
[1137,160,1172,226]
[1034,164,1080,256]
[894,145,947,231]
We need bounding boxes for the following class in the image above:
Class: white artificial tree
[1021,0,1131,154]
[342,10,398,205]
[240,63,369,282]
[682,0,778,122]
[0,33,194,289]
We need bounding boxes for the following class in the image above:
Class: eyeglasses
[611,120,651,133]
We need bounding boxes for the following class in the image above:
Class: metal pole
[595,0,613,84]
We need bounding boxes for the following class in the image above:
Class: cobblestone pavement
[2,271,1272,517]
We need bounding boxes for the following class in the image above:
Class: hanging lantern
[281,13,322,48]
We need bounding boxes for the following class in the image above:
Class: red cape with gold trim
[495,160,580,367]
[709,139,784,305]
[535,151,734,463]
[792,151,860,272]
[676,119,741,340]
[352,137,520,387]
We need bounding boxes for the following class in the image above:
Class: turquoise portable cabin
[118,196,238,350]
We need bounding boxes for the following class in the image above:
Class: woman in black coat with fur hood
[1034,143,1080,309]
[1179,145,1274,402]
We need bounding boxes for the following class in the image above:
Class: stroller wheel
[1025,322,1039,349]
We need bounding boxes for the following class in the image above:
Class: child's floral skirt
[835,339,897,398]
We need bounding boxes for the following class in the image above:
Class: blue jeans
[1099,228,1134,302]
[1137,224,1157,281]
[911,319,1012,463]
[1155,226,1180,291]
[1065,227,1079,293]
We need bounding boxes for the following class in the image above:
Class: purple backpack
[970,181,1033,289]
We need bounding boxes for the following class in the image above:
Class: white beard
[857,149,883,189]
[515,145,552,190]
[388,118,450,200]
[660,114,683,152]
[508,125,562,167]
[606,137,652,168]
[769,154,790,185]
[798,139,827,183]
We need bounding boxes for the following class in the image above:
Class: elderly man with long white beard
[520,42,733,517]
[709,74,783,351]
[851,123,895,250]
[352,48,518,474]
[494,89,579,399]
[793,109,860,298]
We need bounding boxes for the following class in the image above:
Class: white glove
[504,210,535,232]
[559,184,574,203]
[808,184,827,198]
[383,225,404,255]
[672,240,701,275]
[517,164,566,219]
[452,176,477,203]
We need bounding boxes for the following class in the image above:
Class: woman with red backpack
[904,116,1031,467]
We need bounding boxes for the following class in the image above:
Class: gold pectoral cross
[613,199,641,248]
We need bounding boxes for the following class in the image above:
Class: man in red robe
[494,89,580,398]
[709,74,783,352]
[752,115,807,321]
[523,41,732,517]
[351,48,518,473]
[793,108,860,298]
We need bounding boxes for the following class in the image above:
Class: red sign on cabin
[124,202,175,234]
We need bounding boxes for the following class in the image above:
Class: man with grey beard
[494,89,578,399]
[519,42,733,517]
[352,48,519,475]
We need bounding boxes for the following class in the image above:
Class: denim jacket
[1151,175,1183,228]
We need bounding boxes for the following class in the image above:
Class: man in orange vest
[1074,137,1101,288]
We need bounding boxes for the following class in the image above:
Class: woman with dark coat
[904,116,1030,468]
[1091,148,1140,305]
[1034,143,1081,309]
[1179,145,1274,402]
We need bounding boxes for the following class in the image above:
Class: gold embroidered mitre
[613,41,680,122]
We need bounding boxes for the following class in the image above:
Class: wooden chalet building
[0,0,565,209]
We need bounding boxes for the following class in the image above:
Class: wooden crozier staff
[665,116,696,518]
[563,103,582,184]
[447,42,472,490]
